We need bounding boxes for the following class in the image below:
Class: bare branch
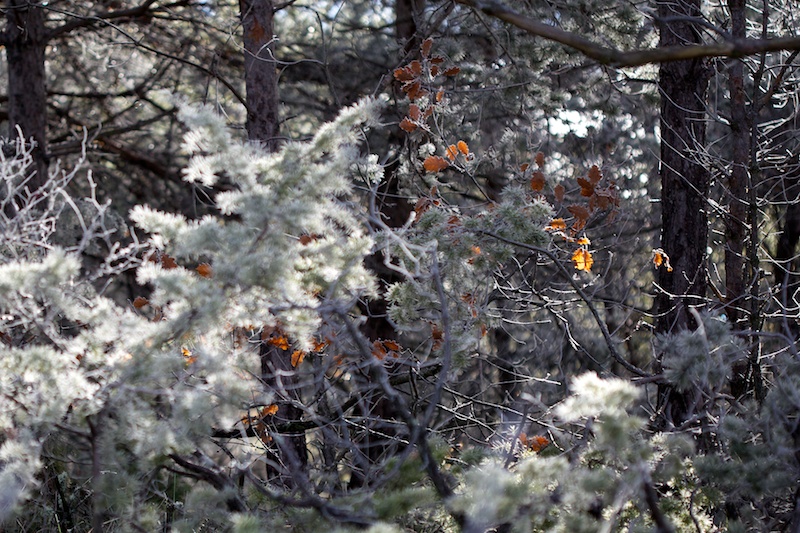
[456,0,800,67]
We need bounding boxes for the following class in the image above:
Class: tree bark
[655,0,711,426]
[6,0,49,190]
[240,0,280,150]
[240,0,307,480]
[725,0,748,328]
[655,0,711,334]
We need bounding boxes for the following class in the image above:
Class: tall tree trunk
[655,0,711,425]
[240,0,280,150]
[240,0,307,480]
[6,0,49,190]
[726,0,750,399]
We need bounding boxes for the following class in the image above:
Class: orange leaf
[410,60,422,75]
[546,218,567,231]
[529,435,549,452]
[535,152,546,168]
[443,66,460,76]
[653,248,673,272]
[530,171,545,192]
[436,90,445,102]
[457,140,469,155]
[262,404,279,416]
[372,340,388,360]
[408,104,421,121]
[394,67,414,81]
[182,347,197,366]
[572,248,594,272]
[399,117,417,133]
[423,155,449,173]
[520,163,529,172]
[383,340,401,351]
[133,296,149,309]
[445,144,458,161]
[291,349,305,368]
[196,263,213,278]
[268,335,290,350]
[576,236,591,245]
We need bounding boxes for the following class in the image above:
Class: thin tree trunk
[6,0,49,190]
[655,0,711,425]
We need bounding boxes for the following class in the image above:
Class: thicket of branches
[3,1,800,532]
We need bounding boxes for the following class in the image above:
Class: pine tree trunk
[6,0,49,190]
[240,0,280,150]
[655,0,711,425]
[240,0,307,480]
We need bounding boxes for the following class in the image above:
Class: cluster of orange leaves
[132,253,213,314]
[241,404,280,446]
[372,339,402,360]
[518,433,550,453]
[262,326,329,368]
[536,162,619,273]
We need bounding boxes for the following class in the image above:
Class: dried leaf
[530,171,545,192]
[410,60,422,75]
[262,404,279,416]
[291,349,305,368]
[445,144,458,161]
[399,117,417,133]
[577,177,594,197]
[546,218,567,231]
[421,38,433,58]
[443,66,460,76]
[408,104,421,121]
[457,140,469,155]
[423,155,449,173]
[535,152,546,168]
[133,296,149,309]
[394,67,414,81]
[554,184,565,203]
[567,204,590,222]
[196,263,213,278]
[572,248,594,272]
[161,254,178,269]
[588,164,602,184]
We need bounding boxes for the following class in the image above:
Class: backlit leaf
[291,349,305,368]
[572,248,594,272]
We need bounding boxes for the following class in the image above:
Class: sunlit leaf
[291,349,305,368]
[457,140,469,155]
[572,248,594,272]
[445,144,458,161]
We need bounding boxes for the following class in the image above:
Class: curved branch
[456,0,800,68]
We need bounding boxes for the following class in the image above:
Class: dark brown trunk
[6,0,49,190]
[240,0,280,150]
[655,0,711,425]
[726,0,750,399]
[240,0,306,479]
